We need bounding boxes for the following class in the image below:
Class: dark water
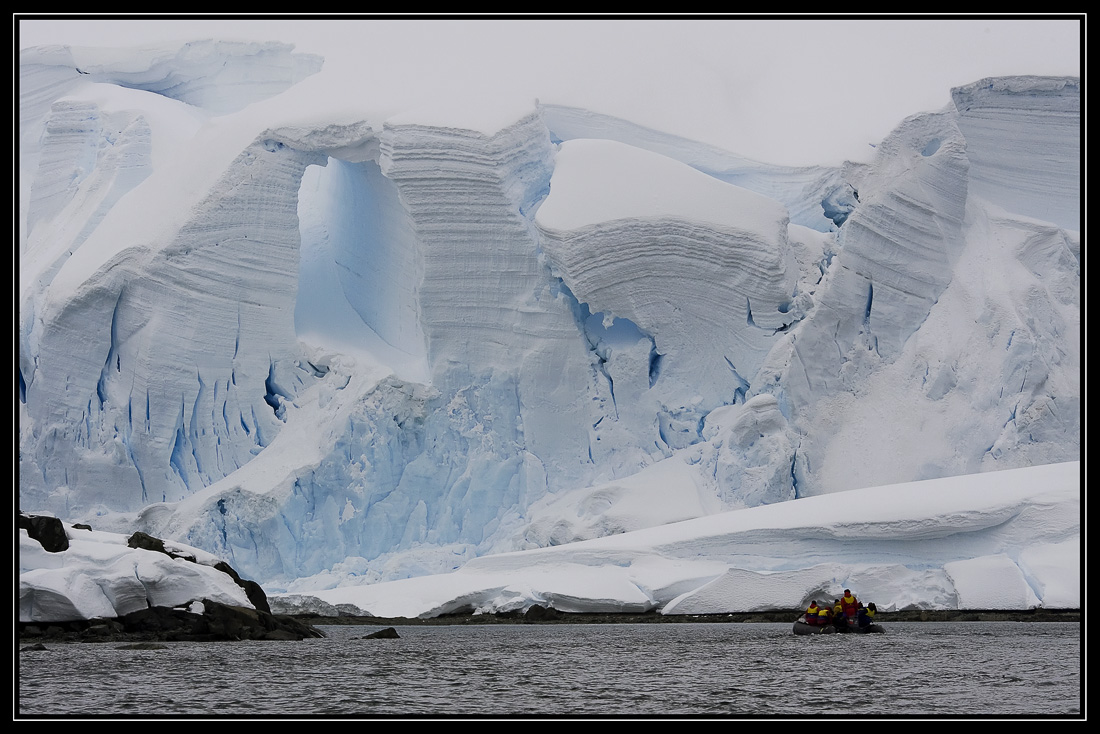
[17,621,1081,718]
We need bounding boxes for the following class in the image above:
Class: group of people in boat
[803,589,878,631]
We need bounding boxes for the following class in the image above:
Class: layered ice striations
[536,138,798,428]
[295,156,428,377]
[17,42,1080,591]
[751,79,1080,495]
[21,135,327,514]
[951,76,1080,231]
[789,107,970,385]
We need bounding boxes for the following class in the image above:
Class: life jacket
[817,607,831,623]
[842,594,858,616]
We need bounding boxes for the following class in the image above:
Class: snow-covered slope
[276,461,1079,618]
[18,40,1080,600]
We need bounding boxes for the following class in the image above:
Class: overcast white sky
[17,16,1083,169]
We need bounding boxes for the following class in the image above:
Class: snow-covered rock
[19,514,255,623]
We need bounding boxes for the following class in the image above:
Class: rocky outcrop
[213,562,271,614]
[19,512,320,640]
[524,604,565,621]
[18,599,324,643]
[18,512,68,552]
[115,599,323,641]
[123,528,270,613]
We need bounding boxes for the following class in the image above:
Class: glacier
[18,36,1080,617]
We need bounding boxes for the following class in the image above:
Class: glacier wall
[951,76,1080,231]
[21,134,328,514]
[17,41,1079,589]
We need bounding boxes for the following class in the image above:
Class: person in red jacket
[841,589,859,619]
[805,600,821,625]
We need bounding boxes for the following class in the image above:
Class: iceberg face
[950,76,1080,231]
[21,134,327,514]
[296,158,427,378]
[18,39,1079,603]
[536,138,798,419]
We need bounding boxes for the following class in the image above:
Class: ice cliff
[18,41,1080,597]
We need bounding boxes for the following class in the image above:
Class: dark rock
[83,623,117,638]
[71,523,92,531]
[116,642,169,650]
[127,531,168,554]
[214,561,271,614]
[188,599,325,641]
[198,599,267,641]
[238,579,271,614]
[19,513,69,552]
[214,561,242,581]
[525,604,563,621]
[120,606,207,636]
[20,643,48,652]
[363,627,400,639]
[124,531,196,561]
[86,599,328,642]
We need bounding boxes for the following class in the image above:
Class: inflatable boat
[792,614,885,635]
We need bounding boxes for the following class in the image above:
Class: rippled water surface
[18,621,1081,718]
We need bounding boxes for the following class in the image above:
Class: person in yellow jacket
[831,599,846,630]
[805,600,821,625]
[817,605,832,625]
